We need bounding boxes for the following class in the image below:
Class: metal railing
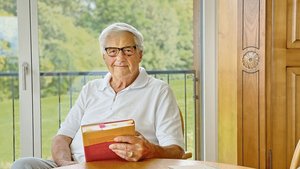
[0,70,196,165]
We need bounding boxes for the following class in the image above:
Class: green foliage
[0,40,18,109]
[38,1,103,72]
[0,0,16,16]
[0,0,193,98]
[76,0,193,70]
[37,1,104,96]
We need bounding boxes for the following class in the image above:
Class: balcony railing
[0,70,196,168]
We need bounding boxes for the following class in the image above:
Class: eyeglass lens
[105,46,136,57]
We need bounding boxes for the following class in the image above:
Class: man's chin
[113,66,129,72]
[112,69,131,75]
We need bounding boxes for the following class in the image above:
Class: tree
[0,0,16,16]
[76,0,193,70]
[0,0,193,98]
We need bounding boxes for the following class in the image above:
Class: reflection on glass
[0,0,20,168]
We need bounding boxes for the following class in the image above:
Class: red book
[81,119,135,162]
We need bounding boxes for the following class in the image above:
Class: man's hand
[108,132,154,161]
[108,131,184,161]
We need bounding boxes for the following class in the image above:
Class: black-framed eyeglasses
[104,45,137,57]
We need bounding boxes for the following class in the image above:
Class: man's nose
[116,50,126,59]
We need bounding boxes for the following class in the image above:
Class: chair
[179,108,193,159]
[290,139,300,169]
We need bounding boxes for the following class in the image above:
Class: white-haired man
[12,22,184,169]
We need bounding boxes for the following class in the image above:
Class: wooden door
[267,0,300,168]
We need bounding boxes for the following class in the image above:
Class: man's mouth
[114,65,127,67]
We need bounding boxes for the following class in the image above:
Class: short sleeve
[155,85,184,149]
[57,86,86,138]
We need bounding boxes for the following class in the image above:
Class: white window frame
[195,0,218,161]
[17,0,41,157]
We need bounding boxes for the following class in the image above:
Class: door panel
[237,0,266,168]
[287,0,300,48]
[287,68,300,167]
[268,0,300,168]
[242,72,259,168]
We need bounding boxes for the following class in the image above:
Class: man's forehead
[105,31,135,45]
[106,31,134,39]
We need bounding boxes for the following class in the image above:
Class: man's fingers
[109,143,132,151]
[111,149,138,161]
[111,149,127,158]
[113,135,137,143]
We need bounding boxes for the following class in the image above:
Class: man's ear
[139,51,143,62]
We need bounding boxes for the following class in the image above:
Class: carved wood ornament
[242,51,260,72]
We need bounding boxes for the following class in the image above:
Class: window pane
[0,0,20,168]
[38,0,194,159]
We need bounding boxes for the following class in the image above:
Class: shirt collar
[98,67,149,91]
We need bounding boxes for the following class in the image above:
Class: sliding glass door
[0,0,20,168]
[36,0,195,159]
[3,1,195,167]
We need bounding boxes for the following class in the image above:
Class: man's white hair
[98,22,144,55]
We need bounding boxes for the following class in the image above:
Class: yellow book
[81,119,135,162]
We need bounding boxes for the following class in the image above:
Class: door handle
[22,62,29,90]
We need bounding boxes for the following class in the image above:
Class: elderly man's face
[103,31,142,79]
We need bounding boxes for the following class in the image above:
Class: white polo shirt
[57,67,184,162]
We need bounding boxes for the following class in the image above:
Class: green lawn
[0,98,20,169]
[0,76,195,169]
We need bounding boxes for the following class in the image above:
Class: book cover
[81,119,135,162]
